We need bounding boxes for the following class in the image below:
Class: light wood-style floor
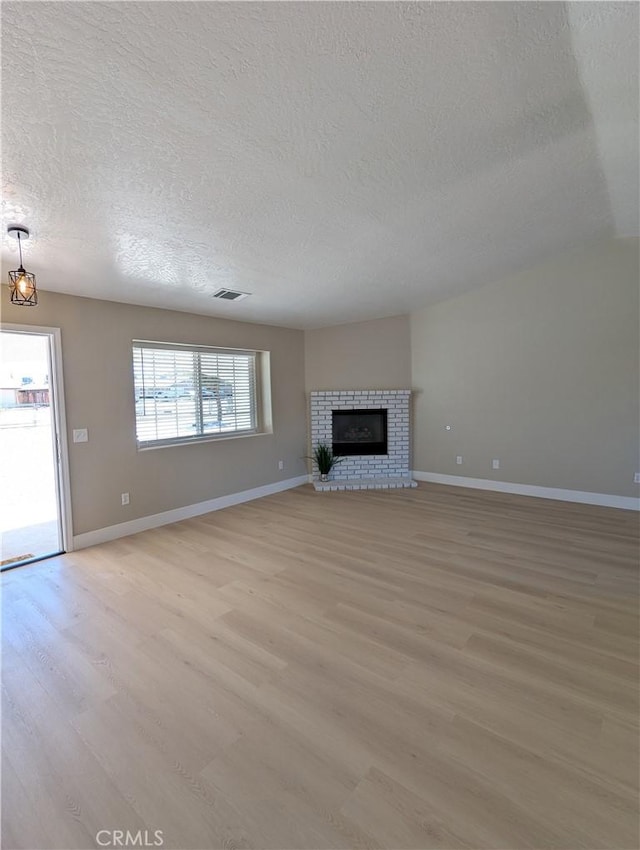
[2,483,639,850]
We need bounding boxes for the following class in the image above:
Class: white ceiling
[1,2,638,329]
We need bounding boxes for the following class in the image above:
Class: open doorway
[0,326,70,569]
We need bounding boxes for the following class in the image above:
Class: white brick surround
[309,390,417,491]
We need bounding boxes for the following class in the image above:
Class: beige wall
[304,315,411,391]
[411,238,640,497]
[2,236,635,540]
[1,287,306,535]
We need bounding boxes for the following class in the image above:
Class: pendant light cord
[17,232,24,268]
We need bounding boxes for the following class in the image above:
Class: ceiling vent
[212,288,251,302]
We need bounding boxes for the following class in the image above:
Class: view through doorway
[0,329,66,568]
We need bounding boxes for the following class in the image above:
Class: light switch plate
[73,428,88,443]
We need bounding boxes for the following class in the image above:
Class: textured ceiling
[1,1,638,329]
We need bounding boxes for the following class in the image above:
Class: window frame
[132,339,263,450]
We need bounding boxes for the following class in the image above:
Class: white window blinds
[132,341,257,447]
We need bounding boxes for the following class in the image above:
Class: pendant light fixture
[7,225,37,306]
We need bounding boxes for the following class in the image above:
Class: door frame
[0,323,73,554]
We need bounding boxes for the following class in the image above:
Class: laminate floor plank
[2,483,638,849]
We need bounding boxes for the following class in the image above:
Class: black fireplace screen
[332,409,388,456]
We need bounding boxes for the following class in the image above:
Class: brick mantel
[309,390,417,491]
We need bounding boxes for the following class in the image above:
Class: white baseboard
[412,471,640,511]
[72,475,310,550]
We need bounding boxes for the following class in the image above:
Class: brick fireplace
[309,390,417,491]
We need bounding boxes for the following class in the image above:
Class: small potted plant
[308,441,343,482]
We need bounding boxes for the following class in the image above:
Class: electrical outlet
[278,460,284,470]
[456,455,463,465]
[73,428,88,443]
[492,459,500,470]
[121,493,130,506]
[634,473,640,484]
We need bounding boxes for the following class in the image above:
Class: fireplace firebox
[332,409,388,456]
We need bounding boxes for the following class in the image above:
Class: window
[132,341,259,448]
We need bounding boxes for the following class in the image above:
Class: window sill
[137,429,272,452]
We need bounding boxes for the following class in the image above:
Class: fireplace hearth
[332,409,387,456]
